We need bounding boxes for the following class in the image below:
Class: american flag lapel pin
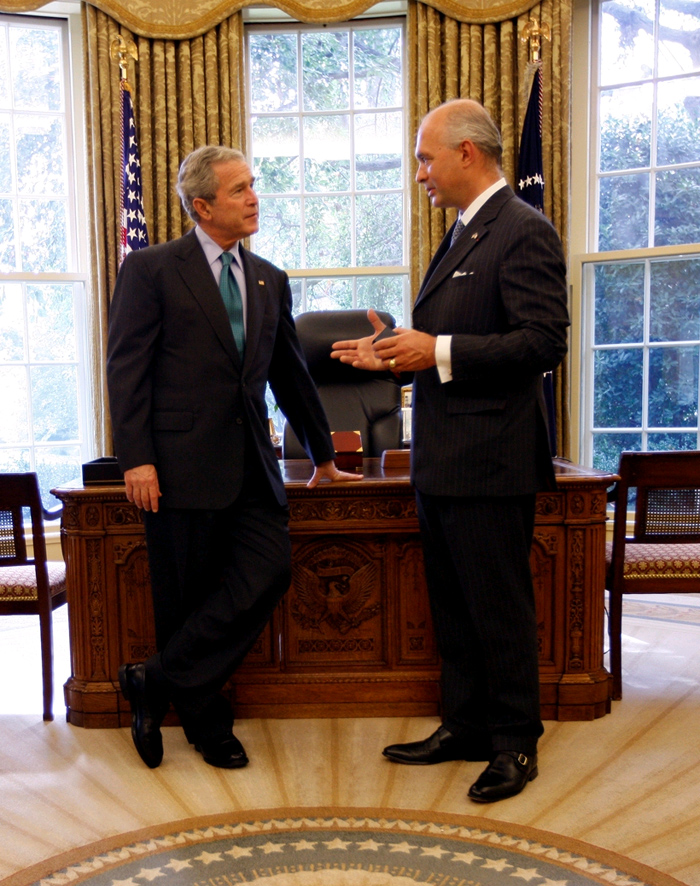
[471,233,479,239]
[258,280,265,285]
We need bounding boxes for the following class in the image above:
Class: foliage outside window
[246,19,408,326]
[582,0,700,474]
[0,14,88,507]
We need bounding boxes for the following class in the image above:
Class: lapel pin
[471,233,479,239]
[258,280,265,285]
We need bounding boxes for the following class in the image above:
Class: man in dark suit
[107,145,360,770]
[332,99,569,802]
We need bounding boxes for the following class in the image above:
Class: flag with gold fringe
[120,82,148,262]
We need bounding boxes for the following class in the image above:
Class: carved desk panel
[53,458,616,727]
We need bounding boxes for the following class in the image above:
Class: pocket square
[452,270,473,278]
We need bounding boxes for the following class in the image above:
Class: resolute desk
[53,458,616,728]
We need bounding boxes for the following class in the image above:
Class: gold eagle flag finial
[521,19,551,65]
[110,34,138,88]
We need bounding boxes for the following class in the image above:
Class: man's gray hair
[177,145,248,222]
[439,99,503,166]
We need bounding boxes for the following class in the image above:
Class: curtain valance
[2,0,543,37]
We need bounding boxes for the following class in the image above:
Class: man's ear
[459,138,477,166]
[192,196,210,220]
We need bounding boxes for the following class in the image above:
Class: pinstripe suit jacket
[410,185,569,498]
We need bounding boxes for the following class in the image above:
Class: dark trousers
[416,490,543,755]
[142,472,291,743]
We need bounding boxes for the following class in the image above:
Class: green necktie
[219,251,245,359]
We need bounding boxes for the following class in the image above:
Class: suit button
[236,418,243,425]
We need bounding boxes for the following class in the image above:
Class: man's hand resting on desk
[124,464,161,512]
[307,460,363,488]
[331,308,436,375]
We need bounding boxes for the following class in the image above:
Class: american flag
[120,82,148,262]
[517,64,544,213]
[518,63,557,455]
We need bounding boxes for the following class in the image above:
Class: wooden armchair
[606,451,700,700]
[0,472,67,720]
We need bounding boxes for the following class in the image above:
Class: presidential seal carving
[291,544,381,635]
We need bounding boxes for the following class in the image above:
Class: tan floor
[1,595,700,885]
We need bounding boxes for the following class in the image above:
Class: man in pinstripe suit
[332,99,569,802]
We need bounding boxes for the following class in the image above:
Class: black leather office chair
[283,309,403,459]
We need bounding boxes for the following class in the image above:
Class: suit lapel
[414,185,515,309]
[174,229,241,366]
[238,247,267,371]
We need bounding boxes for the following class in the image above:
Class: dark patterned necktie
[450,217,466,247]
[219,251,245,359]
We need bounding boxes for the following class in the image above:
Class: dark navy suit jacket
[107,229,334,510]
[410,185,570,498]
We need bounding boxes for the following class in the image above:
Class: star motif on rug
[194,850,224,864]
[388,841,419,853]
[356,838,382,851]
[452,851,482,864]
[512,867,544,880]
[258,841,286,854]
[323,837,353,850]
[225,845,253,859]
[289,839,317,850]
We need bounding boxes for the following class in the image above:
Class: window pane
[353,27,402,109]
[594,262,644,345]
[0,365,29,444]
[655,168,700,247]
[303,114,350,192]
[252,116,300,194]
[290,278,302,314]
[356,275,405,326]
[9,25,62,112]
[0,448,30,472]
[31,364,78,442]
[657,78,700,165]
[15,114,66,196]
[594,348,643,427]
[356,193,403,265]
[649,259,700,342]
[598,173,649,250]
[249,33,298,113]
[19,198,68,271]
[305,195,351,267]
[648,346,698,427]
[256,197,301,267]
[648,432,698,450]
[658,0,700,77]
[0,113,11,192]
[592,432,641,473]
[0,281,25,360]
[599,85,651,172]
[0,25,9,108]
[600,0,655,86]
[0,196,16,270]
[306,277,352,311]
[27,283,75,361]
[355,112,402,189]
[34,444,81,508]
[302,32,349,111]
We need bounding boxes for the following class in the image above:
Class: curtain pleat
[408,0,571,454]
[83,5,245,455]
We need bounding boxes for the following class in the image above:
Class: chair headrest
[294,309,396,384]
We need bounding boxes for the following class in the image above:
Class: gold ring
[389,357,397,370]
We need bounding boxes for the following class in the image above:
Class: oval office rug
[4,808,685,886]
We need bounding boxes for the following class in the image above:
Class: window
[245,17,408,326]
[0,12,88,507]
[575,0,700,473]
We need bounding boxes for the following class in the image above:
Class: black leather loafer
[118,662,168,769]
[383,726,490,764]
[195,734,249,769]
[468,751,538,802]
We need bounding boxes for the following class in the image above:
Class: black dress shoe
[383,726,490,764]
[118,663,168,769]
[468,751,538,802]
[195,733,249,769]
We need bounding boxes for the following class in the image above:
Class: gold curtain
[83,4,245,455]
[407,0,572,455]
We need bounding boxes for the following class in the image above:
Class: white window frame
[570,0,700,468]
[0,2,91,507]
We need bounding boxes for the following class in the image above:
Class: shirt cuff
[435,335,452,383]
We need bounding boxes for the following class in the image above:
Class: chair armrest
[42,504,63,522]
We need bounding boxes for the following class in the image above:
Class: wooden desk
[53,458,616,727]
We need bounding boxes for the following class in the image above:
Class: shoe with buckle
[383,726,490,764]
[195,733,249,769]
[118,662,168,769]
[467,751,538,802]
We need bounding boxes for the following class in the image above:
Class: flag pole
[111,35,149,263]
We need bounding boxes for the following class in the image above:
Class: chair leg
[38,604,54,721]
[608,587,623,701]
